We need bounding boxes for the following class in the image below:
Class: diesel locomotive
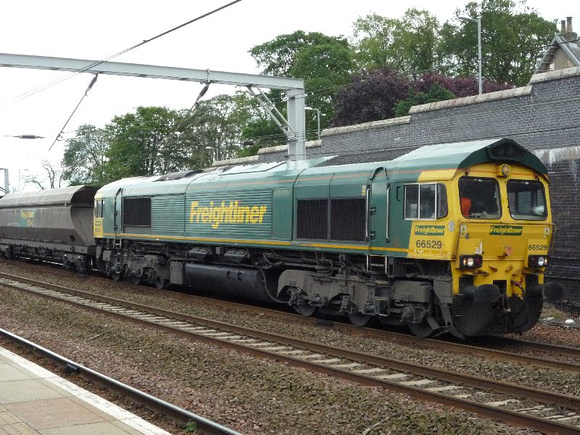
[0,138,561,338]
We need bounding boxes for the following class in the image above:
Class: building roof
[534,18,580,74]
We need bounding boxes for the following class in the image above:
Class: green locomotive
[92,138,559,338]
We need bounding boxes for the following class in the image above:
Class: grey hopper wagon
[0,185,98,272]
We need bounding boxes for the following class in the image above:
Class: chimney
[560,17,577,42]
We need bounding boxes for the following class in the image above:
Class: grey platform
[0,346,170,434]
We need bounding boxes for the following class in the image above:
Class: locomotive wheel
[348,312,373,327]
[408,320,435,338]
[294,304,317,317]
[155,276,168,290]
[111,272,122,282]
[130,275,141,285]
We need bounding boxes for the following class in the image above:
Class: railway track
[1,272,580,433]
[139,278,580,371]
[3,263,576,366]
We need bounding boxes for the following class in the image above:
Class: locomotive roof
[0,185,99,207]
[96,138,548,195]
[386,137,548,178]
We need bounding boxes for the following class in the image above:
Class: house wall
[254,66,580,300]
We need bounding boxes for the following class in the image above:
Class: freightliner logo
[189,200,267,229]
[489,225,523,236]
[415,225,445,236]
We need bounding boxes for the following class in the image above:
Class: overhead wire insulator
[14,134,45,139]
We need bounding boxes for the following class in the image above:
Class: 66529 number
[416,239,443,249]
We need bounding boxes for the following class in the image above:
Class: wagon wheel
[129,275,141,286]
[155,276,168,290]
[347,312,374,327]
[408,319,436,338]
[294,304,317,317]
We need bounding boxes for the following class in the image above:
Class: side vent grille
[331,198,366,241]
[123,197,151,227]
[297,199,328,239]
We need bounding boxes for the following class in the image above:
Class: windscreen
[507,180,547,220]
[458,177,501,219]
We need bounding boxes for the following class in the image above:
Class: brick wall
[253,66,580,300]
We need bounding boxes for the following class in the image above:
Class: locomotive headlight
[497,164,511,177]
[528,255,548,268]
[459,254,483,269]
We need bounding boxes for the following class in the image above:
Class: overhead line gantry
[0,52,307,161]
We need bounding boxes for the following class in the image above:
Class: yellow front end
[450,162,552,335]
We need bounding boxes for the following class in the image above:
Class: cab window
[94,199,104,218]
[507,180,547,220]
[458,177,501,219]
[404,183,448,220]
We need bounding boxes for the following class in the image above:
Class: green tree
[395,9,441,77]
[61,124,109,185]
[351,13,398,71]
[351,9,440,76]
[439,0,556,86]
[249,31,353,142]
[394,84,456,117]
[104,106,188,180]
[178,93,255,167]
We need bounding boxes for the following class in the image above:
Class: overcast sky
[0,0,577,190]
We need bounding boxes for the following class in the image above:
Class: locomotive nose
[461,284,501,304]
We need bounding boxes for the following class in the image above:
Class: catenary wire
[0,1,242,111]
[48,74,98,151]
[41,0,241,151]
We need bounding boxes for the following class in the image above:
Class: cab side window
[404,183,447,220]
[94,199,105,218]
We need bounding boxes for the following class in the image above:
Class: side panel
[185,189,273,241]
[386,183,413,254]
[272,188,292,240]
[0,206,79,246]
[152,195,186,236]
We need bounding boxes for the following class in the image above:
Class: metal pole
[0,168,9,194]
[459,16,483,95]
[316,108,321,140]
[305,107,321,140]
[477,16,482,95]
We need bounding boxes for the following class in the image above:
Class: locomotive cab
[382,139,556,338]
[451,163,552,336]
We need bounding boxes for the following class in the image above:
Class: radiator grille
[297,199,328,239]
[331,198,366,241]
[123,197,151,227]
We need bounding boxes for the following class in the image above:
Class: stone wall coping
[258,139,322,155]
[321,116,411,137]
[529,66,580,84]
[409,86,533,114]
[210,155,259,167]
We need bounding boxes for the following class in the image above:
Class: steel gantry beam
[0,52,307,161]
